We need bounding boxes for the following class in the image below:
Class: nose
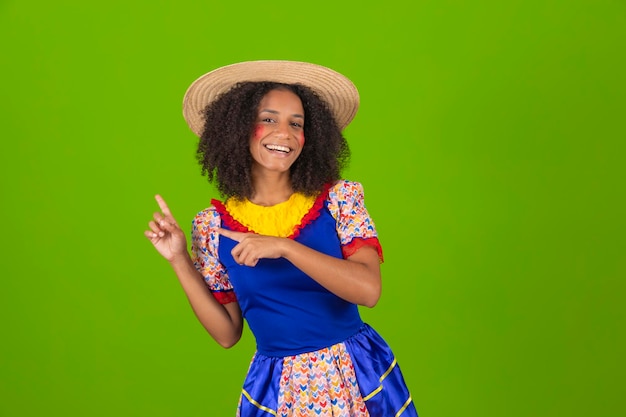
[272,122,291,139]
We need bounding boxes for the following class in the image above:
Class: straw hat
[182,60,360,137]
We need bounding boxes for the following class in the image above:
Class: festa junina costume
[183,61,418,416]
[192,181,417,416]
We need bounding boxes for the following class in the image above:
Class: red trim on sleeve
[342,237,384,262]
[212,290,237,304]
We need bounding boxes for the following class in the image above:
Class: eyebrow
[259,109,304,119]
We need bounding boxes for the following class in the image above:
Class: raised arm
[145,195,243,348]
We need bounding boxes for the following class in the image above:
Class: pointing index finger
[155,194,172,216]
[217,228,245,242]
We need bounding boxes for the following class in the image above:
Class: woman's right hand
[144,195,188,262]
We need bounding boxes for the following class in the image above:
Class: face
[249,88,306,175]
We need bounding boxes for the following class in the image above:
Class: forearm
[169,254,243,348]
[281,240,381,307]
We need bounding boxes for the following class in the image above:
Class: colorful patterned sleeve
[190,207,237,304]
[327,180,384,262]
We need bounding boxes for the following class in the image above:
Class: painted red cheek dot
[254,125,264,139]
[300,132,306,145]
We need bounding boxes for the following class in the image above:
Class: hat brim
[182,60,360,137]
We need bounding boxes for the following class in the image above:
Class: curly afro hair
[196,81,351,200]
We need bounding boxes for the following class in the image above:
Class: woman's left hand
[218,228,287,267]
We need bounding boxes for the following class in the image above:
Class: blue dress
[191,180,418,417]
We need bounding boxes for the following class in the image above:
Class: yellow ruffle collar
[224,193,318,238]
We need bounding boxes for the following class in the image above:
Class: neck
[250,169,294,206]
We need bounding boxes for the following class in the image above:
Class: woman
[145,60,418,416]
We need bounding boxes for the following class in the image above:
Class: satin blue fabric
[346,325,418,416]
[238,354,283,416]
[238,324,418,416]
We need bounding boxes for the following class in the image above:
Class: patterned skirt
[236,324,418,417]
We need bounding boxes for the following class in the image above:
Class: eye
[290,121,303,128]
[261,117,276,123]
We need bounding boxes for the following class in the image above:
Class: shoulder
[327,179,365,203]
[192,206,221,233]
[326,180,368,222]
[193,205,220,222]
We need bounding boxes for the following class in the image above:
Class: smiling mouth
[264,144,292,153]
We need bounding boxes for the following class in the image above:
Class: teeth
[265,144,291,153]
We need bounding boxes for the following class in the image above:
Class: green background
[1,0,624,416]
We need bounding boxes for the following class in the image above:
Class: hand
[144,195,188,262]
[218,228,287,267]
